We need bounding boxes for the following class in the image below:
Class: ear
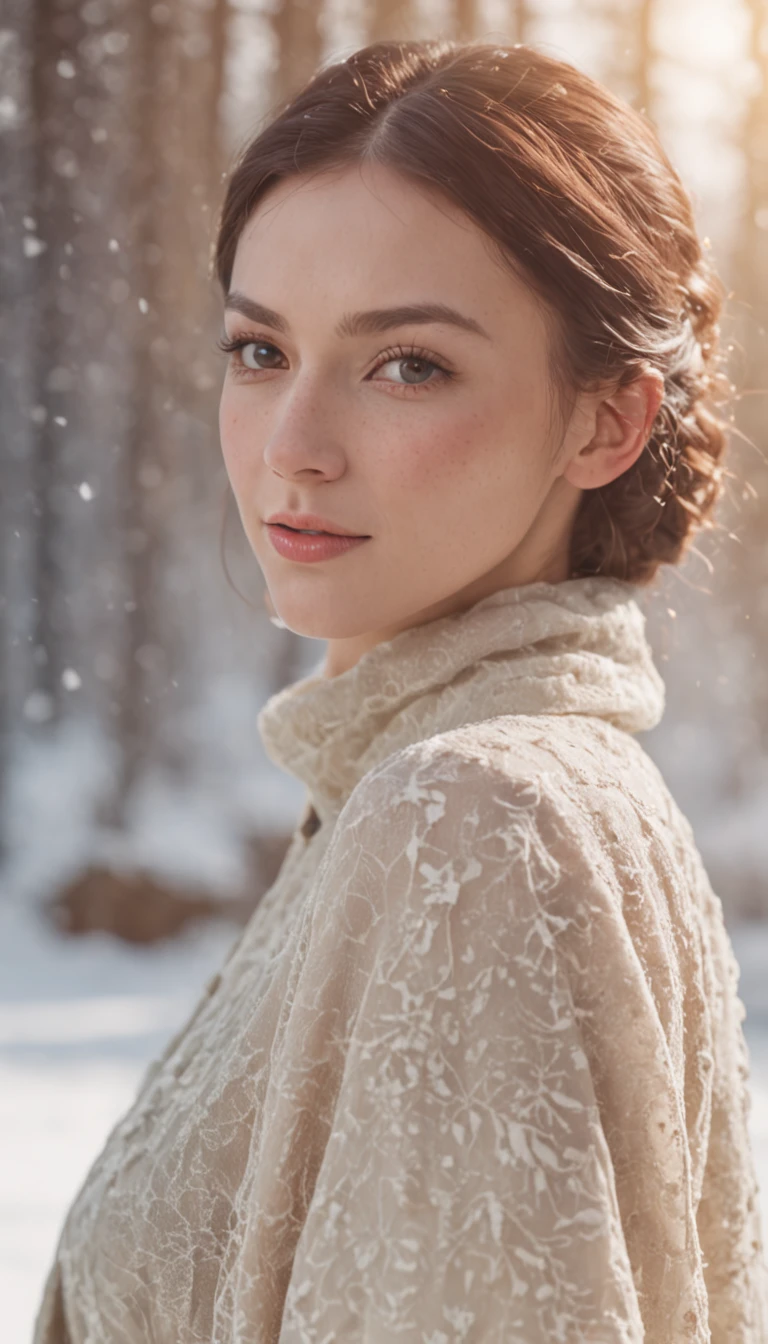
[561,367,666,491]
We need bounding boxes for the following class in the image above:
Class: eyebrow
[224,291,492,341]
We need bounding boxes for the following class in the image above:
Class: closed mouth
[270,522,368,538]
[279,524,331,535]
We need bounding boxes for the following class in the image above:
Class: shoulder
[309,731,615,1030]
[339,712,615,835]
[340,723,552,834]
[329,713,668,922]
[355,712,673,849]
[310,724,657,1023]
[327,725,586,922]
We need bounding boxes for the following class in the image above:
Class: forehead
[230,162,546,339]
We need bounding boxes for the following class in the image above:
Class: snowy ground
[0,901,240,1344]
[3,903,768,1344]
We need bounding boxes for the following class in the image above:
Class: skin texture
[219,161,665,678]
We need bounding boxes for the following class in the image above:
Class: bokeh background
[2,0,768,1338]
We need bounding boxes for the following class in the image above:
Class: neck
[322,551,573,680]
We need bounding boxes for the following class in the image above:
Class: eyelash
[215,333,453,394]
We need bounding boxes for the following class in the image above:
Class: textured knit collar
[257,575,665,825]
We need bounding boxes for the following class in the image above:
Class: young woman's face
[219,161,595,671]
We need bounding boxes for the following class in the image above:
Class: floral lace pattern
[33,577,768,1342]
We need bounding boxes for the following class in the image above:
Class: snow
[2,900,768,1342]
[2,713,295,909]
[0,901,240,1343]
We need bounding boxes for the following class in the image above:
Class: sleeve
[273,742,645,1344]
[32,1260,70,1344]
[695,882,768,1342]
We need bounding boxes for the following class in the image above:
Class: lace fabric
[33,576,768,1343]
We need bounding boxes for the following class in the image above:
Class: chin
[267,589,376,642]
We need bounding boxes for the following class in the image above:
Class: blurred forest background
[2,0,768,933]
[2,0,768,1337]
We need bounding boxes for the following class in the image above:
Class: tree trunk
[725,0,768,764]
[0,0,37,861]
[95,0,231,828]
[365,0,419,47]
[268,0,325,111]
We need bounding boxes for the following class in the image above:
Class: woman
[34,37,768,1343]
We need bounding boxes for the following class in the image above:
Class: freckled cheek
[219,401,258,481]
[387,420,480,490]
[379,416,502,518]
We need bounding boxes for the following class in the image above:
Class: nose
[262,385,347,482]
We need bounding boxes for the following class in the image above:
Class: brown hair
[213,37,733,588]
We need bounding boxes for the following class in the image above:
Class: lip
[264,524,370,564]
[265,511,369,538]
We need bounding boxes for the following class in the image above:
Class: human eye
[367,343,453,395]
[215,332,454,394]
[215,331,285,379]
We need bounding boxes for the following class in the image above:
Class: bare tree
[511,0,534,47]
[25,0,90,721]
[365,0,419,47]
[634,0,654,118]
[451,0,481,44]
[585,0,657,115]
[0,0,37,861]
[268,0,325,110]
[724,0,768,757]
[95,0,231,828]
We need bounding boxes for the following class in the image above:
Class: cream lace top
[33,576,768,1343]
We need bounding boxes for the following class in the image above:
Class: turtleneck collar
[257,575,665,825]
